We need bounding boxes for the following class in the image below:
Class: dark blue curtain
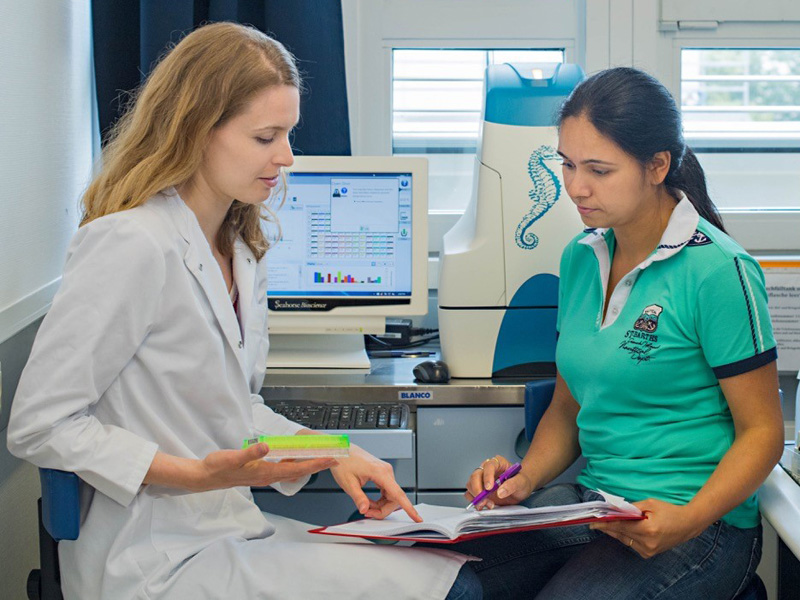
[92,0,350,155]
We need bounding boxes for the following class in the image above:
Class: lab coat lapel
[174,200,248,375]
[232,239,257,344]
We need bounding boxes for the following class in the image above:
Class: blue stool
[27,469,80,600]
[522,379,767,600]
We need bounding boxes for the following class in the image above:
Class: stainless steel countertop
[261,348,527,407]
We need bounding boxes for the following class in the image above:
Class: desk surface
[760,446,800,559]
[262,350,527,406]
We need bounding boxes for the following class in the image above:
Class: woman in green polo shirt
[453,67,785,599]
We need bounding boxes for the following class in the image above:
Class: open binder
[310,492,644,544]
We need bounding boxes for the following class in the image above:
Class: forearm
[143,451,206,492]
[683,425,784,535]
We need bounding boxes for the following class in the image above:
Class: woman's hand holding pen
[330,444,423,523]
[465,454,535,510]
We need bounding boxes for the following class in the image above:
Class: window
[680,48,800,211]
[391,49,564,211]
[681,48,800,145]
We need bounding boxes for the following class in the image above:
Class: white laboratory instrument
[438,63,585,378]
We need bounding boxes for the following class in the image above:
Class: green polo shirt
[556,199,776,528]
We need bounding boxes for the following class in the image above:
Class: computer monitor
[265,156,428,372]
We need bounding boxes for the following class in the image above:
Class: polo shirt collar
[576,196,700,329]
[577,195,699,268]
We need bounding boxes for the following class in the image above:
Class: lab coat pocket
[150,489,239,564]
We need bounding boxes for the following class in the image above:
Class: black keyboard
[268,400,410,430]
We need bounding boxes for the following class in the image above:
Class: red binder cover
[309,513,644,545]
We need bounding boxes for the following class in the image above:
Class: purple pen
[467,462,522,510]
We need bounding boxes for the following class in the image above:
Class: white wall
[0,1,95,598]
[0,0,95,345]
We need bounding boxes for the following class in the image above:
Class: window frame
[656,30,800,252]
[342,0,582,281]
[595,0,800,252]
[344,0,800,277]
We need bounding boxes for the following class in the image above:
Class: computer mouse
[413,360,450,384]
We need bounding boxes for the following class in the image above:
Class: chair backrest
[39,469,80,541]
[524,379,556,442]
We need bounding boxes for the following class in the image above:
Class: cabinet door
[302,455,416,490]
[293,431,415,490]
[417,492,471,509]
[417,407,526,489]
[253,490,415,527]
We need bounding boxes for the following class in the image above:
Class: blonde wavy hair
[81,22,301,260]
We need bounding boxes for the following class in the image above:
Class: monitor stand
[267,333,371,374]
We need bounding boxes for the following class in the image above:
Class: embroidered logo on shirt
[619,304,663,364]
[633,304,663,333]
[686,230,713,247]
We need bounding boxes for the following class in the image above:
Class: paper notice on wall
[761,262,800,373]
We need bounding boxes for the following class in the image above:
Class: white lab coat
[7,189,469,600]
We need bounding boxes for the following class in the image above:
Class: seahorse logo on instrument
[515,145,562,250]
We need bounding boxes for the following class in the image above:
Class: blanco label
[399,391,432,400]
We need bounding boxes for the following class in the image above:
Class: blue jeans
[445,564,483,600]
[445,483,762,600]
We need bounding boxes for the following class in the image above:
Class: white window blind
[682,48,800,146]
[392,49,563,211]
[393,49,563,153]
[680,48,800,210]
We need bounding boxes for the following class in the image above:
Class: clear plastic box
[242,434,350,460]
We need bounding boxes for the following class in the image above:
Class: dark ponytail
[664,147,724,232]
[558,67,726,233]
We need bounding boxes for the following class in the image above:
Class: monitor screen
[267,159,426,312]
[264,156,427,369]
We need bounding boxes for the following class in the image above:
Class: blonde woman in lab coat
[7,22,479,600]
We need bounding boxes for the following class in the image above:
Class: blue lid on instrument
[483,62,585,127]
